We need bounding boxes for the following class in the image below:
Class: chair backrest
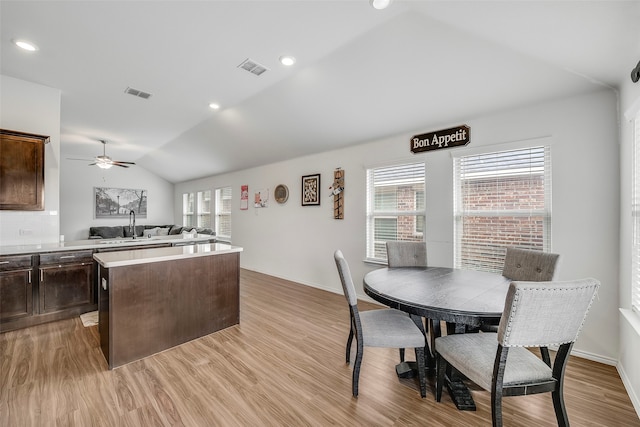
[334,250,358,306]
[497,278,600,348]
[501,247,559,281]
[386,241,427,268]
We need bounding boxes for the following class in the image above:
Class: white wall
[176,89,620,364]
[618,74,640,414]
[0,75,61,246]
[60,157,175,241]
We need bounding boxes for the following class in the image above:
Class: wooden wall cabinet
[0,129,49,211]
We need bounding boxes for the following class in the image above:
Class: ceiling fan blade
[113,163,130,168]
[113,161,136,165]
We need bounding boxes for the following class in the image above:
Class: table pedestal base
[445,374,476,411]
[396,361,417,378]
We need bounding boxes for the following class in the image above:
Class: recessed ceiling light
[209,103,220,110]
[13,39,39,51]
[370,0,392,10]
[279,55,296,66]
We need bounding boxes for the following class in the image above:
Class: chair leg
[541,346,551,367]
[415,347,427,398]
[491,345,509,427]
[399,348,405,363]
[346,327,354,364]
[552,390,569,427]
[352,341,363,397]
[551,343,572,427]
[435,353,446,402]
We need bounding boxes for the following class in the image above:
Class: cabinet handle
[28,270,32,283]
[0,261,9,264]
[59,255,76,259]
[40,270,43,282]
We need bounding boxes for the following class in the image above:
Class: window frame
[182,190,211,228]
[452,144,552,273]
[632,112,640,314]
[365,161,426,264]
[215,186,232,242]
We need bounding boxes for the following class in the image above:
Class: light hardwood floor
[1,269,638,426]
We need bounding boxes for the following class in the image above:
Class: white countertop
[0,234,215,256]
[93,242,242,268]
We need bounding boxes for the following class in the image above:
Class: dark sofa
[89,224,214,239]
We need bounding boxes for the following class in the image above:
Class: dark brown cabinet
[0,129,49,211]
[38,250,94,314]
[0,255,34,322]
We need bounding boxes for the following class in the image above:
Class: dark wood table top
[363,266,511,327]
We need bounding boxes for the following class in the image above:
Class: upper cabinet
[0,129,49,211]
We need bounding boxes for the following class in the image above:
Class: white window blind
[215,187,232,241]
[366,162,425,263]
[632,112,640,313]
[453,146,551,273]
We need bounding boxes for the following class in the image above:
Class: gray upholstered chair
[334,250,427,398]
[386,241,427,268]
[385,241,435,367]
[435,278,600,427]
[502,247,560,282]
[482,247,560,364]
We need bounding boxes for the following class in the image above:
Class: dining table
[363,266,511,410]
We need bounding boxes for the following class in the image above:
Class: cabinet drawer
[39,250,94,265]
[0,254,33,271]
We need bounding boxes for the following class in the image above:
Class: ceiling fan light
[97,162,113,169]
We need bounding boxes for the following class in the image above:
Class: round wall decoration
[274,184,289,204]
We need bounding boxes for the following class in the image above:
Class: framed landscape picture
[95,187,147,218]
[301,174,320,206]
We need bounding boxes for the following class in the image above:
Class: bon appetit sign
[410,125,470,154]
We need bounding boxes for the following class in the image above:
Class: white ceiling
[2,1,639,183]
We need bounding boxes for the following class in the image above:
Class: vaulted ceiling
[2,1,639,183]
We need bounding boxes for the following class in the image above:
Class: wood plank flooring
[1,268,638,426]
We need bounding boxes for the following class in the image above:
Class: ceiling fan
[68,140,135,169]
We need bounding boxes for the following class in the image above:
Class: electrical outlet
[19,229,33,236]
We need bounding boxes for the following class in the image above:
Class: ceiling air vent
[237,58,268,76]
[124,86,152,99]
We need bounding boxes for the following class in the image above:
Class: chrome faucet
[129,210,136,239]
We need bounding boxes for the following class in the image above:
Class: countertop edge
[93,244,243,268]
[0,235,215,256]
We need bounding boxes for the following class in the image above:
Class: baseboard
[617,361,640,418]
[241,267,343,296]
[570,348,617,366]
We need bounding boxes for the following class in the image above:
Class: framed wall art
[301,174,320,206]
[94,187,147,218]
[274,184,289,204]
[254,188,269,208]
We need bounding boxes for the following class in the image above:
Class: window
[632,112,640,313]
[182,192,195,227]
[215,187,232,241]
[453,146,551,273]
[182,190,211,228]
[366,162,425,263]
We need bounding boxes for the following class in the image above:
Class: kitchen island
[94,242,242,369]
